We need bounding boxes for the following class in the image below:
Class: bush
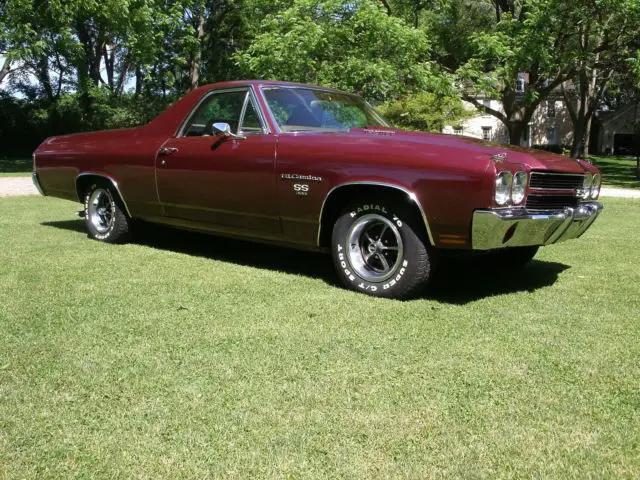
[531,144,566,155]
[378,92,471,133]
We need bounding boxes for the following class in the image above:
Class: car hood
[341,128,588,174]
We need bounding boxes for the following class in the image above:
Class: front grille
[529,171,584,190]
[526,194,580,210]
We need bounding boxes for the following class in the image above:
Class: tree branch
[462,94,509,125]
[379,0,392,15]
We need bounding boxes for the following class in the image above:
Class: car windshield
[262,87,389,132]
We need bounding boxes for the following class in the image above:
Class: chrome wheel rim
[88,189,114,234]
[346,214,403,282]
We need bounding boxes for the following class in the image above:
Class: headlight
[495,171,513,206]
[582,173,593,199]
[512,171,527,205]
[590,173,601,199]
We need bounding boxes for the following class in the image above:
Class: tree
[559,0,640,157]
[235,0,454,104]
[449,0,581,146]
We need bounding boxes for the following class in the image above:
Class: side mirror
[212,122,246,140]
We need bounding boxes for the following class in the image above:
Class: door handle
[159,147,178,156]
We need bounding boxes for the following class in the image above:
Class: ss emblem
[293,184,309,195]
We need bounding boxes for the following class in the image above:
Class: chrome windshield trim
[75,173,132,218]
[317,181,435,247]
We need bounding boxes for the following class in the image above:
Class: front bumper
[472,201,603,250]
[32,172,45,196]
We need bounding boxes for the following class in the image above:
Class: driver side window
[182,89,264,137]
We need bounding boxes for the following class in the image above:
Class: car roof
[196,80,347,93]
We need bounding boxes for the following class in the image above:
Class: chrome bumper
[32,172,45,196]
[472,202,603,250]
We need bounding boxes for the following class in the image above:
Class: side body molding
[75,172,133,218]
[317,181,435,247]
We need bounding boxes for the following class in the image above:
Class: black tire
[83,183,131,243]
[331,198,434,299]
[491,246,539,267]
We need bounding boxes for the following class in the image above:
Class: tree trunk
[0,57,12,85]
[189,11,205,91]
[508,123,523,145]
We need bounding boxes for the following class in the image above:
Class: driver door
[155,87,280,234]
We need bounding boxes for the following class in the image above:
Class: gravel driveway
[0,177,38,197]
[1,176,639,198]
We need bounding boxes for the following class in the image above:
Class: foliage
[235,0,453,103]
[2,0,640,154]
[379,91,472,132]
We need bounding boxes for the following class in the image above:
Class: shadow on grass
[588,156,640,189]
[0,158,31,174]
[424,256,570,304]
[41,220,570,304]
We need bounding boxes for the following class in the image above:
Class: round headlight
[495,171,513,206]
[582,173,593,199]
[512,171,527,205]
[590,173,601,199]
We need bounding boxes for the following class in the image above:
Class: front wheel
[331,199,434,299]
[83,184,131,243]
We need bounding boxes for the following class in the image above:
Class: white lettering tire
[84,183,131,243]
[331,199,434,299]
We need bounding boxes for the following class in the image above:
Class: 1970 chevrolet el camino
[33,80,603,299]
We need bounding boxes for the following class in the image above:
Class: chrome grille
[529,171,584,190]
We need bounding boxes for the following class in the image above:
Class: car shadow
[41,220,338,284]
[41,220,570,304]
[424,255,570,304]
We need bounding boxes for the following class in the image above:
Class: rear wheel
[83,183,131,243]
[331,199,434,299]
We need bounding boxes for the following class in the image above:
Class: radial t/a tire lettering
[331,199,434,299]
[83,183,131,243]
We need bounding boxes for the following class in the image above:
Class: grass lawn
[0,158,31,177]
[588,155,640,189]
[1,196,639,478]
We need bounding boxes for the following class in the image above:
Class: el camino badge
[280,173,323,182]
[281,173,323,197]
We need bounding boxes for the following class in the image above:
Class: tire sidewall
[84,184,118,241]
[331,201,426,298]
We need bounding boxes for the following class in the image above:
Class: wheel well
[75,174,131,217]
[318,184,432,249]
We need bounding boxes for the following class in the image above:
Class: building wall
[443,97,574,149]
[597,104,640,154]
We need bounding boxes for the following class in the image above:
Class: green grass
[1,196,639,478]
[0,158,31,177]
[588,155,640,189]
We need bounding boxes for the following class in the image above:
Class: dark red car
[33,80,603,299]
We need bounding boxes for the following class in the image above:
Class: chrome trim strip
[529,172,585,176]
[316,181,435,247]
[75,173,132,218]
[32,172,45,196]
